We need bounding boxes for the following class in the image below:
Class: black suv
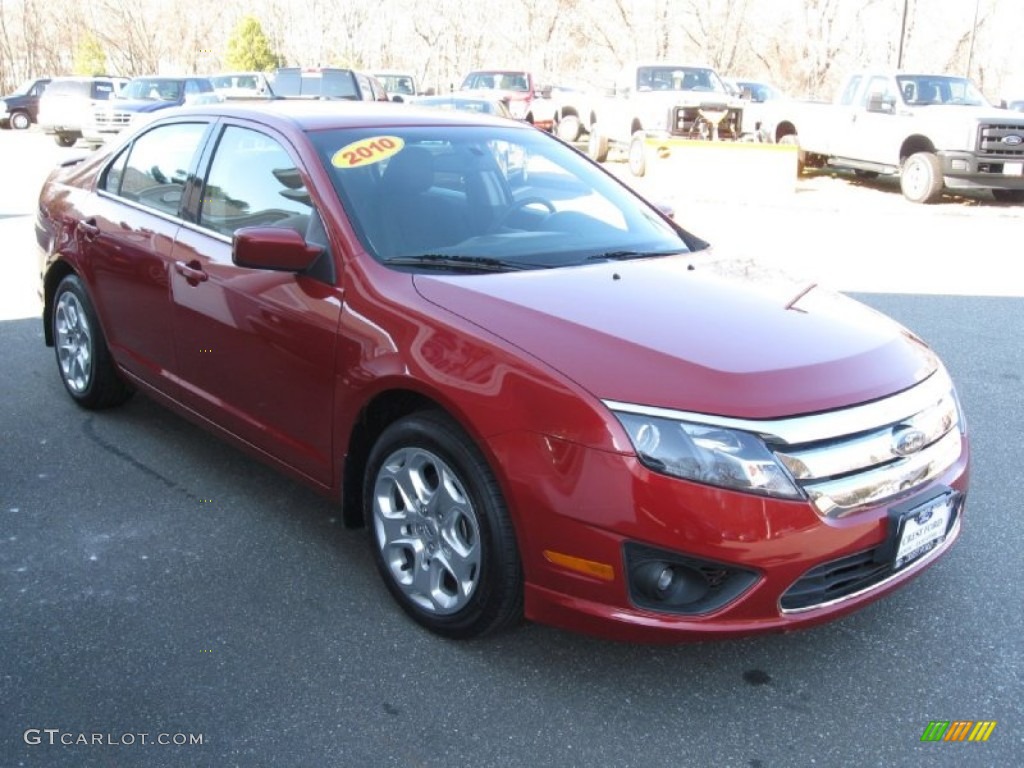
[0,77,51,129]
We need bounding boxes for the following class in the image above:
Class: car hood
[413,255,938,419]
[107,99,179,113]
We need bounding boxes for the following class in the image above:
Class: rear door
[83,120,211,387]
[169,121,343,485]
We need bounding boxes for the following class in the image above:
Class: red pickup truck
[460,69,554,130]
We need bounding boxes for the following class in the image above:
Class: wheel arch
[899,135,937,164]
[341,387,481,529]
[42,259,78,346]
[774,121,797,144]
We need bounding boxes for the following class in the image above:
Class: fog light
[633,561,709,606]
[625,542,760,615]
[950,159,969,171]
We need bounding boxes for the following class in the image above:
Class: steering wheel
[490,196,556,232]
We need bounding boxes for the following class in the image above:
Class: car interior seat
[379,146,469,256]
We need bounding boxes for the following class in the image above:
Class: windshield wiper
[585,250,685,262]
[383,254,539,272]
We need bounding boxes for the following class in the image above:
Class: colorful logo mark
[921,721,997,742]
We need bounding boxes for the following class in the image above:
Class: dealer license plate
[1004,161,1023,176]
[893,495,952,570]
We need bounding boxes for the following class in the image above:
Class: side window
[101,147,130,194]
[118,122,207,215]
[185,80,200,96]
[199,125,313,237]
[839,76,862,106]
[862,76,893,108]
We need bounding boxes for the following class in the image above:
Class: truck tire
[900,152,944,204]
[991,189,1024,203]
[778,134,805,175]
[556,114,581,143]
[587,126,609,163]
[628,132,647,177]
[55,133,77,147]
[10,110,31,130]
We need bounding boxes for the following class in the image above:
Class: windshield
[377,74,416,95]
[636,67,729,94]
[9,79,37,97]
[121,78,182,101]
[463,72,530,92]
[309,124,696,271]
[896,76,990,107]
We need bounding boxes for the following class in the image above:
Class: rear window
[91,82,116,100]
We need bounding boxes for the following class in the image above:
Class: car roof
[162,100,532,132]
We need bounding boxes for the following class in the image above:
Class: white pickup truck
[584,64,747,176]
[766,71,1024,203]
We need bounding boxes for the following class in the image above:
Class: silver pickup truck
[767,72,1024,203]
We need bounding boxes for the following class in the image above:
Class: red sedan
[36,101,969,641]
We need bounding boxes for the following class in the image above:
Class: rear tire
[10,110,31,130]
[900,152,944,204]
[55,133,77,147]
[365,411,523,639]
[52,274,133,409]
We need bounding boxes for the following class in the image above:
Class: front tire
[628,131,647,177]
[10,110,31,130]
[778,133,805,175]
[900,151,944,204]
[55,133,77,147]
[52,274,133,409]
[365,411,523,639]
[587,125,609,162]
[556,113,581,142]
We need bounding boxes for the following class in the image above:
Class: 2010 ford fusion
[36,101,969,641]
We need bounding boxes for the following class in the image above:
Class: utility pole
[897,0,909,69]
[966,0,982,79]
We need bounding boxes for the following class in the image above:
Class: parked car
[373,70,421,101]
[82,75,220,147]
[36,101,969,642]
[460,69,554,130]
[0,77,51,129]
[269,67,391,101]
[37,76,127,147]
[210,72,270,99]
[766,71,1024,203]
[414,91,514,118]
[724,78,788,141]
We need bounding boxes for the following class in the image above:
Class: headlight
[0,99,7,112]
[509,100,528,119]
[612,410,802,499]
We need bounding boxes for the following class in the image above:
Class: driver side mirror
[867,94,895,113]
[233,227,322,272]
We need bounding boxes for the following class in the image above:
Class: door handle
[78,218,99,240]
[174,260,208,283]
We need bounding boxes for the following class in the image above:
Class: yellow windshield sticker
[331,136,405,169]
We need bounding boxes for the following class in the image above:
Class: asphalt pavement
[1,129,1022,767]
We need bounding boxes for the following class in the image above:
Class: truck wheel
[900,152,944,204]
[55,133,77,147]
[628,132,647,177]
[556,114,581,142]
[991,189,1024,203]
[778,134,805,175]
[587,126,609,162]
[10,110,31,130]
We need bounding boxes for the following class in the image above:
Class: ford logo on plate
[892,425,927,456]
[1002,134,1024,146]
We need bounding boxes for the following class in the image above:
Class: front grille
[772,370,962,518]
[671,106,742,139]
[93,109,131,129]
[780,495,962,611]
[977,123,1024,156]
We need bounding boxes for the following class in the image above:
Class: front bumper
[490,429,969,643]
[939,150,1024,191]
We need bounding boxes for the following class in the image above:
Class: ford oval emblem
[1003,134,1024,146]
[892,426,927,456]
